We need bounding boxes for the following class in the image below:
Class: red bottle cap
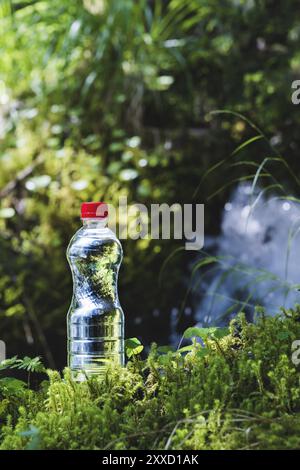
[81,202,108,219]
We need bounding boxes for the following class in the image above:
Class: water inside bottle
[67,218,124,380]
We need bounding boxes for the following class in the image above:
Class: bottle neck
[82,218,108,228]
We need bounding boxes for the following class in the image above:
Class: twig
[0,154,44,198]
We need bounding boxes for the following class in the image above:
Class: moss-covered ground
[1,308,300,450]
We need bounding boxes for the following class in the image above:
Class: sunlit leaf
[125,338,144,358]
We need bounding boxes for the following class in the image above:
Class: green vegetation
[2,0,300,364]
[1,309,300,450]
[1,0,300,450]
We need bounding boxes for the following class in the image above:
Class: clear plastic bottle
[67,202,124,380]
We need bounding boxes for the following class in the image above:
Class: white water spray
[195,184,300,325]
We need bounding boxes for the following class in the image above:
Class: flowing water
[195,184,300,326]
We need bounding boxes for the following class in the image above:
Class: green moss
[1,308,300,450]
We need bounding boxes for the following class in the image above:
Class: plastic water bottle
[67,202,124,380]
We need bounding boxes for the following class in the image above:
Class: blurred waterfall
[195,184,300,326]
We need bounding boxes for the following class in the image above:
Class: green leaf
[177,345,194,353]
[183,327,208,339]
[0,356,45,373]
[211,327,230,339]
[125,338,144,358]
[196,348,209,358]
[276,331,290,340]
[157,345,175,354]
[0,356,18,371]
[231,135,264,156]
[183,326,229,340]
[14,356,45,373]
[0,377,27,394]
[157,354,172,365]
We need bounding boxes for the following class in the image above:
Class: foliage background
[1,0,300,369]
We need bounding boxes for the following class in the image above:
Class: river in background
[193,183,300,327]
[170,183,300,344]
